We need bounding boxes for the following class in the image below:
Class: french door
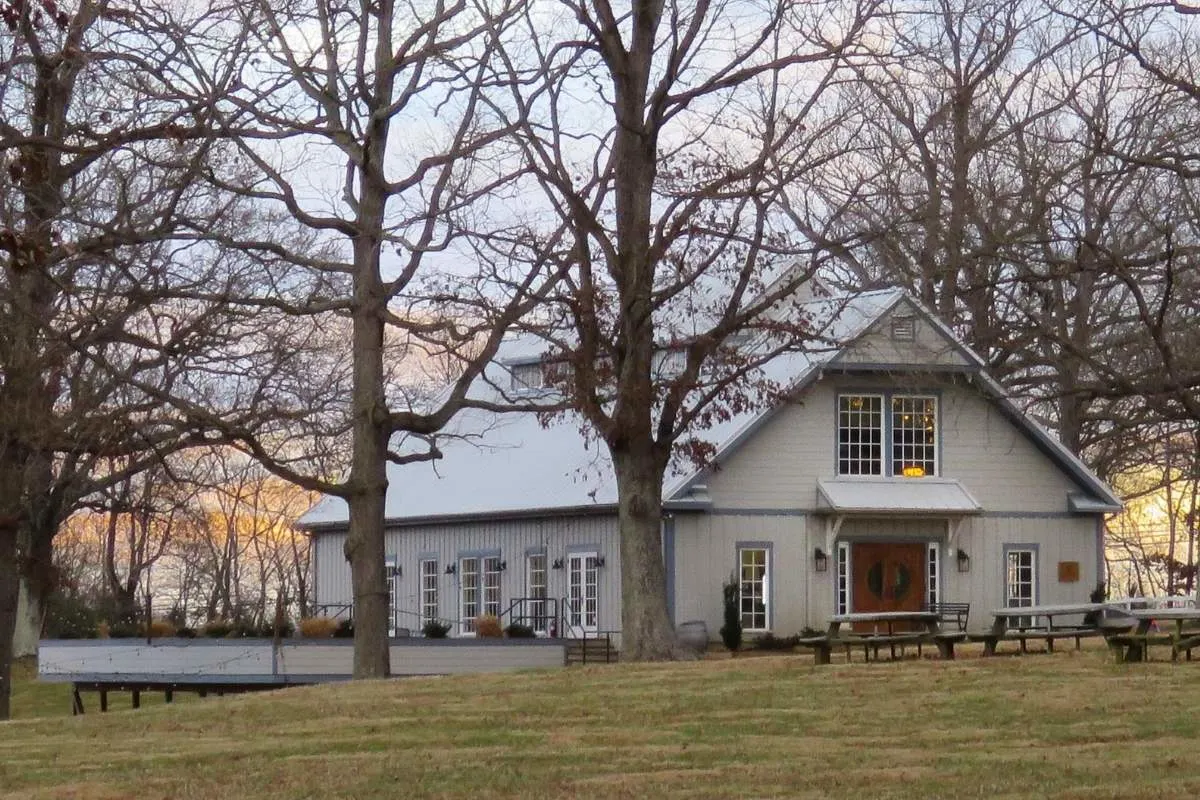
[567,552,599,635]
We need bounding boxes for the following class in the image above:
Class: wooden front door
[851,542,927,625]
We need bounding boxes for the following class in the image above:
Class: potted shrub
[422,620,451,639]
[720,575,742,655]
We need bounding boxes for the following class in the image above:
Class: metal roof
[297,287,1122,529]
[815,478,983,516]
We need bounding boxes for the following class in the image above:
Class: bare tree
[0,0,290,718]
[155,0,565,677]
[483,0,884,660]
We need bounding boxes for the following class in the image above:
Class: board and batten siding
[700,376,1083,514]
[837,302,971,368]
[673,512,1099,635]
[671,512,815,636]
[312,514,621,636]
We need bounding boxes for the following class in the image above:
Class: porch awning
[816,478,983,516]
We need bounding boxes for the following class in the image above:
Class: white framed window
[420,559,439,625]
[836,541,850,614]
[483,556,502,619]
[460,557,480,634]
[385,558,400,637]
[838,395,884,475]
[526,553,547,633]
[892,396,938,477]
[926,542,940,607]
[510,362,543,392]
[1005,549,1037,611]
[837,393,938,477]
[738,547,770,631]
[567,552,599,633]
[652,348,686,379]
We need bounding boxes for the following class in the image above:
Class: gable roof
[297,288,1121,529]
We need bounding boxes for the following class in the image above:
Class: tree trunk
[12,578,41,659]
[0,522,19,720]
[14,520,54,658]
[611,449,685,661]
[343,234,391,678]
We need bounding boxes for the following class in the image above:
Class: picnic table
[797,611,965,664]
[976,603,1118,656]
[1106,607,1200,663]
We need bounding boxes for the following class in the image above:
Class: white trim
[419,558,439,627]
[738,547,771,632]
[926,542,940,607]
[459,557,480,636]
[890,394,938,477]
[525,553,548,634]
[1005,549,1037,609]
[566,552,599,635]
[836,541,851,614]
[837,393,885,476]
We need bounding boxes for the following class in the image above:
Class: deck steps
[565,638,618,665]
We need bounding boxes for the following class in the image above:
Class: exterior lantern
[956,549,971,573]
[814,547,829,572]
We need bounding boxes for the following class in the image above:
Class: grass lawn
[4,647,1200,799]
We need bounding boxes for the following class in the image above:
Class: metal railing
[557,595,617,663]
[499,596,558,635]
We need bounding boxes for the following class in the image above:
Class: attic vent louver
[890,316,916,341]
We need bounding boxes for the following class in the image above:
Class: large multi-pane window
[483,556,502,619]
[460,557,480,634]
[838,393,938,477]
[838,395,884,475]
[892,396,937,477]
[739,547,770,631]
[420,559,439,626]
[526,553,548,633]
[1006,549,1037,610]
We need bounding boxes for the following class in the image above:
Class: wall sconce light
[445,563,456,575]
[498,560,507,571]
[956,549,970,573]
[386,565,402,579]
[814,547,829,572]
[552,558,564,570]
[594,556,606,568]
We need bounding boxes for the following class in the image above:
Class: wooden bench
[1107,632,1200,663]
[924,602,970,632]
[796,631,967,664]
[797,636,834,665]
[971,627,1106,656]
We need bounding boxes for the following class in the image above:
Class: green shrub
[422,620,451,639]
[333,619,355,638]
[106,620,141,639]
[176,627,197,639]
[719,575,742,653]
[505,623,536,638]
[754,633,799,651]
[43,591,101,639]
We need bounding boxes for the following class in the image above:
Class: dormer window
[838,393,938,477]
[510,362,544,392]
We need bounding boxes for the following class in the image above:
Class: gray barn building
[298,289,1121,645]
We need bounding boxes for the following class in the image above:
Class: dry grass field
[4,647,1200,799]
